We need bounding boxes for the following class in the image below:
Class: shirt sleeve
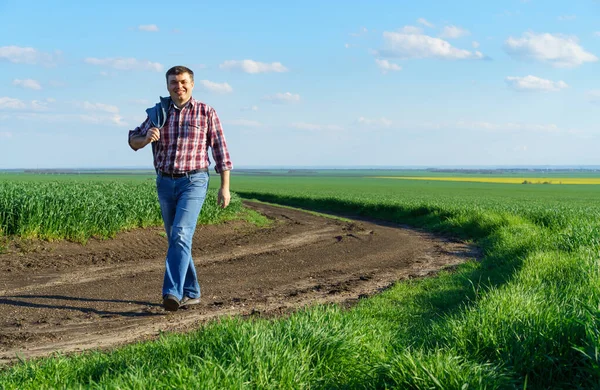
[128,117,152,151]
[207,107,233,174]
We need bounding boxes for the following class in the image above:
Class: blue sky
[1,0,600,169]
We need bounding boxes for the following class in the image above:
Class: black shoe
[163,294,180,312]
[181,296,201,307]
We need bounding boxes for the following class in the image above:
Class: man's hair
[165,66,194,82]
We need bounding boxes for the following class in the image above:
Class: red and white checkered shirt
[129,97,233,174]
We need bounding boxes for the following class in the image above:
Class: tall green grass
[0,179,243,243]
[1,175,599,388]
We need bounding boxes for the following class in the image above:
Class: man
[129,65,233,312]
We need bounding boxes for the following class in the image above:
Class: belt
[157,168,207,178]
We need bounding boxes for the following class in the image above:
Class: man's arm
[207,107,233,208]
[129,127,161,151]
[207,108,233,172]
[218,169,231,208]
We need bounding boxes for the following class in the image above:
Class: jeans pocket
[187,172,209,186]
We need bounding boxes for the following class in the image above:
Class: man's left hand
[218,188,231,208]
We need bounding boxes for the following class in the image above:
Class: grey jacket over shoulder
[146,96,172,129]
[144,96,172,157]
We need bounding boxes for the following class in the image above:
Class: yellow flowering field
[375,176,600,185]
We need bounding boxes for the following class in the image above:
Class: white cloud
[84,57,164,72]
[129,98,151,105]
[78,114,126,126]
[0,97,49,112]
[353,119,557,133]
[417,18,434,28]
[48,80,65,88]
[454,120,560,133]
[81,101,120,114]
[9,112,127,127]
[0,46,60,66]
[504,32,597,68]
[558,15,576,21]
[349,27,368,37]
[505,75,568,92]
[0,98,126,126]
[198,79,233,94]
[12,79,42,90]
[400,26,423,34]
[76,101,125,126]
[440,25,470,39]
[0,131,12,139]
[110,115,126,126]
[291,122,344,131]
[472,41,480,48]
[31,100,49,111]
[0,97,26,110]
[499,10,521,17]
[587,90,600,104]
[138,24,159,32]
[375,59,402,73]
[263,92,300,104]
[358,117,393,127]
[378,30,485,60]
[241,105,259,112]
[219,59,288,74]
[225,119,262,127]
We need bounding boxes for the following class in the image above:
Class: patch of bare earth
[0,201,479,364]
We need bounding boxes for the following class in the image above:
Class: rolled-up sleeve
[207,108,233,173]
[128,117,152,151]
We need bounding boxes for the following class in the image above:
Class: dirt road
[0,202,478,363]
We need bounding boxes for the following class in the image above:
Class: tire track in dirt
[0,227,337,296]
[0,201,479,364]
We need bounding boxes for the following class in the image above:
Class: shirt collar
[170,97,195,111]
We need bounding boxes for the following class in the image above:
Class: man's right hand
[129,127,161,151]
[145,127,161,144]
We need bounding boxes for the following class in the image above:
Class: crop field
[1,170,600,388]
[0,173,243,245]
[376,176,600,184]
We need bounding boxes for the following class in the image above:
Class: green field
[1,170,600,388]
[0,173,245,245]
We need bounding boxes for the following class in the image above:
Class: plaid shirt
[129,97,233,174]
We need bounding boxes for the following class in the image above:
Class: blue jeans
[156,171,209,301]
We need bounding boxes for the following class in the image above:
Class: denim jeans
[156,171,209,301]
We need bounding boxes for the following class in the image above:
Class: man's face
[167,73,194,105]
